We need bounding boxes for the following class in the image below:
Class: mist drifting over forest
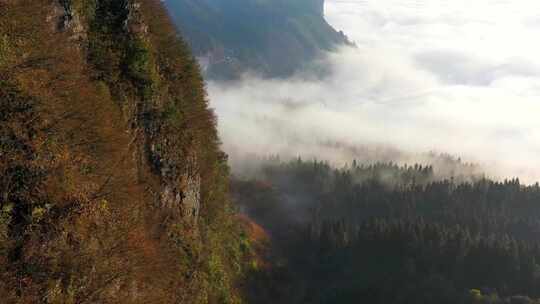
[208,0,540,183]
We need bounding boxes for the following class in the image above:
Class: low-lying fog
[207,0,540,183]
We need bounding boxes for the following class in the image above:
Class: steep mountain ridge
[0,0,249,302]
[164,0,351,79]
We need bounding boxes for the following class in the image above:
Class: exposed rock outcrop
[51,0,203,222]
[157,151,201,222]
[54,0,86,40]
[122,0,202,222]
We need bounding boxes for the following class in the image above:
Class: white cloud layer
[208,0,540,182]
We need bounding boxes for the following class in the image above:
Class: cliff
[164,0,351,79]
[0,0,245,302]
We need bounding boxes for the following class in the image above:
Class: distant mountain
[164,0,351,79]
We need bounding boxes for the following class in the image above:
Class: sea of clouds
[207,0,540,182]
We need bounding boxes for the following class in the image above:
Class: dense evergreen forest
[233,159,540,303]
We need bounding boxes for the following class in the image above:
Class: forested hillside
[233,159,540,303]
[163,0,351,78]
[0,1,254,303]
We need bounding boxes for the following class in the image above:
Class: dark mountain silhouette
[164,0,351,79]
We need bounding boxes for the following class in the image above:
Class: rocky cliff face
[1,1,241,302]
[56,0,202,222]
